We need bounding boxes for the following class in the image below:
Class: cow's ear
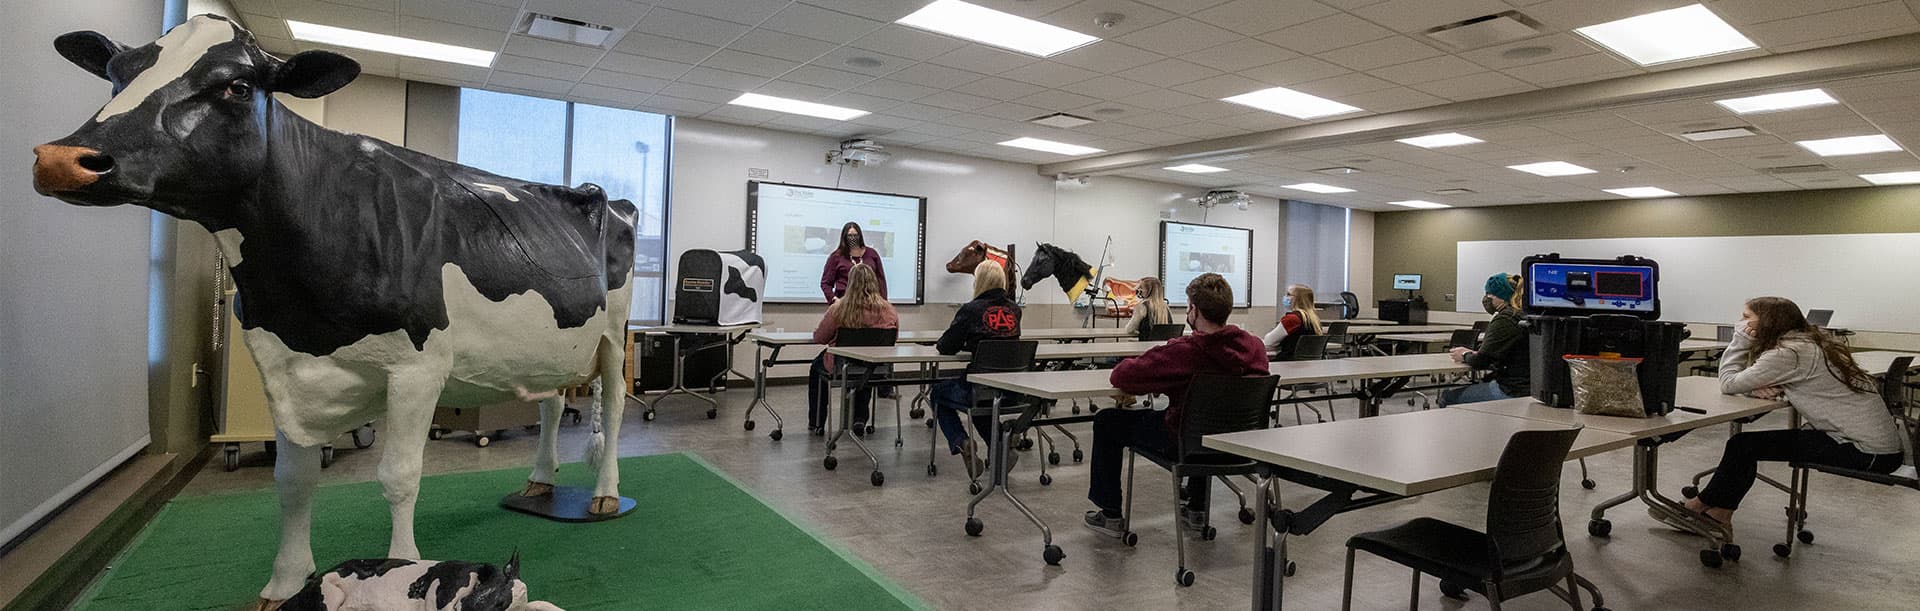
[54,31,126,81]
[270,50,359,98]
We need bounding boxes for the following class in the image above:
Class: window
[1285,200,1349,298]
[456,90,672,324]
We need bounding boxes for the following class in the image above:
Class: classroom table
[1376,332,1729,354]
[1202,409,1633,610]
[1850,350,1920,376]
[628,323,760,422]
[1332,318,1396,326]
[1345,324,1467,335]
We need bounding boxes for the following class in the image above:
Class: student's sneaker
[1084,511,1126,538]
[1647,506,1732,538]
[958,440,985,480]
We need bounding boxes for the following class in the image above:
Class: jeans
[1087,408,1211,515]
[808,354,871,430]
[930,379,1003,455]
[1697,429,1903,510]
[1440,380,1515,407]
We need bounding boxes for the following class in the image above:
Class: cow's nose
[31,144,110,194]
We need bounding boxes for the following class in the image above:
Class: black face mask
[1482,296,1500,315]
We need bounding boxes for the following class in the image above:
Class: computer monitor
[1392,274,1422,290]
[1806,309,1834,327]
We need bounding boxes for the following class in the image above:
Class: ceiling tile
[568,83,649,107]
[761,3,886,43]
[1350,0,1516,32]
[1018,89,1104,110]
[1320,35,1446,71]
[1117,18,1242,56]
[1712,0,1883,25]
[494,54,591,81]
[1293,72,1398,98]
[1052,41,1166,74]
[487,70,576,95]
[811,47,912,77]
[1259,12,1396,55]
[926,45,1039,75]
[1240,56,1350,86]
[956,77,1049,100]
[886,103,962,121]
[670,65,773,91]
[1192,0,1341,36]
[1743,2,1920,50]
[730,29,840,62]
[502,35,606,66]
[999,61,1103,88]
[1501,52,1639,86]
[1521,0,1698,30]
[1456,33,1599,70]
[754,79,842,100]
[701,50,802,78]
[1369,54,1488,86]
[597,52,695,80]
[1118,58,1225,87]
[612,34,722,64]
[396,16,502,49]
[1178,38,1299,72]
[887,62,986,88]
[1059,75,1159,98]
[1166,100,1251,120]
[399,0,518,31]
[976,102,1049,121]
[1339,86,1448,112]
[633,9,754,46]
[657,81,743,103]
[821,92,905,113]
[1121,88,1212,110]
[579,68,671,93]
[799,0,927,22]
[651,0,789,25]
[851,25,967,61]
[781,65,874,90]
[918,89,1000,111]
[279,1,398,35]
[1034,0,1177,38]
[523,0,652,27]
[1178,74,1269,99]
[850,78,942,101]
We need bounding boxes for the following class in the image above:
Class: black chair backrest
[1484,427,1581,569]
[1472,320,1490,333]
[1291,335,1330,360]
[968,339,1038,374]
[835,327,898,347]
[1715,325,1735,342]
[1143,323,1186,341]
[1447,329,1479,349]
[1879,356,1914,412]
[1324,321,1350,336]
[1176,374,1281,457]
[1340,292,1360,319]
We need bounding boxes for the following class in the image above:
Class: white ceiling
[225,0,1920,209]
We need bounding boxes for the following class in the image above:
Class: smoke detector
[826,139,890,167]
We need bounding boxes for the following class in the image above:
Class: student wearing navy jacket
[929,261,1023,479]
[1084,273,1271,536]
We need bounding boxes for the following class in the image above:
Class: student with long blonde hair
[1262,284,1324,354]
[1124,277,1173,339]
[808,264,898,436]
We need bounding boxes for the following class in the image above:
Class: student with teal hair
[1441,272,1530,405]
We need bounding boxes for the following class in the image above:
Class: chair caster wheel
[1175,568,1194,586]
[1238,508,1255,525]
[1440,580,1468,601]
[1201,526,1217,541]
[769,429,783,441]
[321,446,336,467]
[965,517,984,537]
[643,410,656,422]
[871,471,884,486]
[1072,449,1084,463]
[1039,473,1052,486]
[1122,531,1138,547]
[1774,543,1792,558]
[1284,561,1296,577]
[823,456,838,471]
[865,424,875,435]
[1797,530,1814,544]
[1721,543,1741,561]
[894,439,904,448]
[1044,545,1065,566]
[1048,452,1061,465]
[909,408,925,419]
[927,463,938,477]
[428,428,443,440]
[1700,548,1723,568]
[353,425,376,449]
[706,409,717,419]
[1588,519,1611,538]
[1015,437,1034,451]
[925,418,935,428]
[744,420,756,431]
[472,436,489,449]
[1581,478,1596,489]
[969,482,983,495]
[1406,398,1415,406]
[1681,485,1698,499]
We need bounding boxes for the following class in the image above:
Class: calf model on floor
[32,16,636,608]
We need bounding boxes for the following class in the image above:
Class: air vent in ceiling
[1314,166,1362,175]
[521,13,616,47]
[1679,127,1757,141]
[1425,11,1545,50]
[1430,188,1476,195]
[1764,164,1836,175]
[1029,112,1094,128]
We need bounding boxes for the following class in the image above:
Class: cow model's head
[31,15,358,222]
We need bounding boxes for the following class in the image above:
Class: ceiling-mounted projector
[1191,189,1251,211]
[827,138,890,167]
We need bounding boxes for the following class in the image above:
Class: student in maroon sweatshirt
[1085,273,1271,537]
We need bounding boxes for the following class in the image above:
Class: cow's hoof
[590,496,620,515]
[519,481,554,498]
[253,598,286,611]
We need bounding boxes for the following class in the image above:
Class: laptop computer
[1806,309,1834,327]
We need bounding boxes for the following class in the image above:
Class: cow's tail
[586,392,607,474]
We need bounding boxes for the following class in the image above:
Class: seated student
[808,264,898,436]
[1672,296,1903,531]
[929,261,1023,478]
[1084,273,1271,536]
[1441,273,1528,406]
[1262,284,1324,356]
[1124,277,1173,339]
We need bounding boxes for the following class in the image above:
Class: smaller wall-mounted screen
[1392,274,1422,290]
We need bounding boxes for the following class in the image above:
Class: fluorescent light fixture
[1387,200,1450,209]
[897,0,1099,58]
[1715,89,1838,114]
[1604,187,1678,198]
[1508,161,1597,176]
[1165,164,1230,174]
[1222,86,1362,120]
[1397,133,1483,148]
[1858,171,1920,185]
[998,137,1104,156]
[1679,127,1756,141]
[1281,182,1355,194]
[1797,135,1902,157]
[728,93,868,121]
[1573,4,1756,66]
[287,20,496,67]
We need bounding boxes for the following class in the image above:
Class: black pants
[807,354,871,430]
[1697,429,1903,510]
[1088,408,1210,514]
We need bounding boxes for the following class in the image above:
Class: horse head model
[32,15,636,607]
[1021,243,1095,299]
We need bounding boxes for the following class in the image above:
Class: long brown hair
[834,221,866,259]
[829,264,887,327]
[1288,284,1323,334]
[1745,296,1874,393]
[1136,277,1171,325]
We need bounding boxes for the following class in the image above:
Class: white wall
[1349,209,1375,315]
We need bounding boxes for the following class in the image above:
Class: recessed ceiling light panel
[1715,89,1838,114]
[897,0,1099,58]
[1165,164,1229,174]
[998,137,1104,155]
[1679,127,1757,141]
[1222,86,1362,120]
[1573,4,1756,66]
[1604,187,1678,198]
[1796,134,1902,157]
[1508,161,1597,176]
[728,93,868,121]
[1387,200,1450,209]
[1397,133,1483,148]
[287,20,496,67]
[1281,182,1354,193]
[1860,171,1920,185]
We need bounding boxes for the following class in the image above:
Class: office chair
[1282,336,1335,423]
[1143,323,1186,341]
[929,339,1039,493]
[820,328,899,486]
[1116,374,1281,586]
[1324,321,1353,359]
[1805,309,1834,328]
[1342,427,1606,611]
[1773,355,1916,559]
[1340,291,1361,320]
[1472,320,1490,333]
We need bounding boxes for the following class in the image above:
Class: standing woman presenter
[820,221,888,305]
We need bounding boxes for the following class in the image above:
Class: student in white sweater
[1683,296,1905,528]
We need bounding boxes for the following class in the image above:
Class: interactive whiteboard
[1160,221,1253,308]
[747,181,925,304]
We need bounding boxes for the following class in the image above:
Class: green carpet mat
[75,453,923,610]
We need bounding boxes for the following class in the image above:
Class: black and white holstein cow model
[31,16,635,608]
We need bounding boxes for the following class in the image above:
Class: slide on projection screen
[1160,221,1253,307]
[747,181,925,303]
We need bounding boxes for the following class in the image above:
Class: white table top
[1202,409,1634,497]
[1852,350,1919,376]
[1346,324,1469,335]
[826,340,1168,364]
[1370,333,1727,356]
[967,353,1471,400]
[1452,376,1786,438]
[630,322,760,334]
[746,327,1137,346]
[1337,318,1396,326]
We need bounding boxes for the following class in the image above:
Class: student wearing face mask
[820,221,888,305]
[1263,284,1324,356]
[1440,273,1529,406]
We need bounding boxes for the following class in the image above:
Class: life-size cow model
[30,16,635,607]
